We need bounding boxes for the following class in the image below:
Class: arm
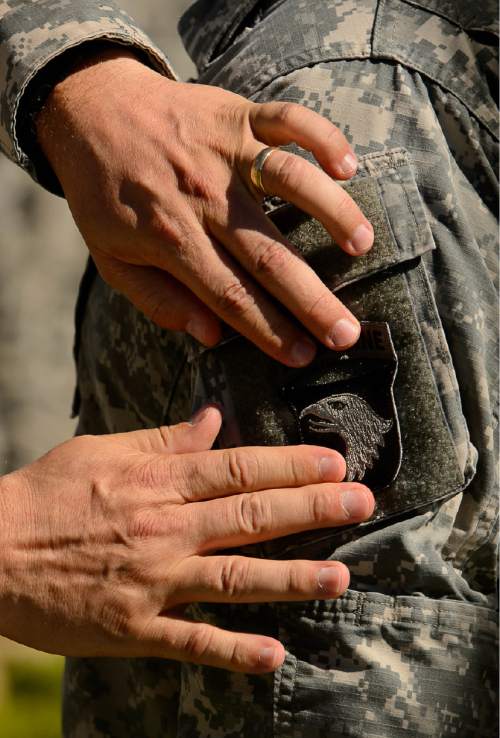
[2,1,374,364]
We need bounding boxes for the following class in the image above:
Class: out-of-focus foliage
[0,657,64,738]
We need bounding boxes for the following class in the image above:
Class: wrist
[0,472,19,624]
[35,45,155,172]
[0,470,24,548]
[0,469,35,556]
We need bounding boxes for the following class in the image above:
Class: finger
[170,555,350,604]
[244,144,374,257]
[143,616,285,673]
[164,445,346,502]
[193,483,374,551]
[212,190,361,349]
[148,225,319,367]
[112,406,223,455]
[93,254,222,345]
[250,101,358,180]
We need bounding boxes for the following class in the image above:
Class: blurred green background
[0,641,63,738]
[0,1,193,735]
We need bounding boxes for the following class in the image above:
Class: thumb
[114,406,223,455]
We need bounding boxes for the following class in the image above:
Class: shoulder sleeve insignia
[300,393,393,482]
[284,322,402,490]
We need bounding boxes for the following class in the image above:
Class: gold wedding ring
[250,146,279,196]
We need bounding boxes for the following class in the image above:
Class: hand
[37,49,374,367]
[0,408,374,673]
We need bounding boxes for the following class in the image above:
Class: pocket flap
[270,148,435,292]
[192,146,474,551]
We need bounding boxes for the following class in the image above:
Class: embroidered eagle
[299,393,393,482]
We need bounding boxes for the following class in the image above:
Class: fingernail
[258,646,278,669]
[341,489,369,519]
[319,455,343,481]
[186,315,208,344]
[347,223,374,255]
[290,339,316,367]
[318,565,345,594]
[330,318,360,349]
[340,152,358,176]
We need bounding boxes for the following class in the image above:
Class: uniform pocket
[273,592,498,738]
[192,148,476,539]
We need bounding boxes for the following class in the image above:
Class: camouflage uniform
[1,1,498,736]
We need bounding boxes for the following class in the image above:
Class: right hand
[0,407,374,673]
[37,48,373,366]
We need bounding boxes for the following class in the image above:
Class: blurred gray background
[0,0,195,475]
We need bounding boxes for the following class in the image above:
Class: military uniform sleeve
[0,0,176,190]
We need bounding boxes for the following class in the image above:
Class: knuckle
[156,426,175,449]
[216,556,252,598]
[95,594,140,639]
[310,489,334,525]
[205,188,227,216]
[132,455,169,489]
[235,493,270,536]
[127,503,183,540]
[214,280,254,317]
[284,562,308,595]
[274,154,306,192]
[226,638,244,668]
[179,171,213,202]
[274,101,301,127]
[252,238,291,277]
[181,624,215,662]
[224,449,257,490]
[128,509,161,539]
[288,452,310,486]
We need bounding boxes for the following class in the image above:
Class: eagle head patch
[300,393,393,482]
[284,322,402,490]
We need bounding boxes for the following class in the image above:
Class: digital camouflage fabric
[1,1,498,737]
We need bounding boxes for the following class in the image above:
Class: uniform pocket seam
[406,266,469,477]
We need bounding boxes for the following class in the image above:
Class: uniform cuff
[0,0,176,191]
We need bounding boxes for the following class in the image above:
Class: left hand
[0,407,373,672]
